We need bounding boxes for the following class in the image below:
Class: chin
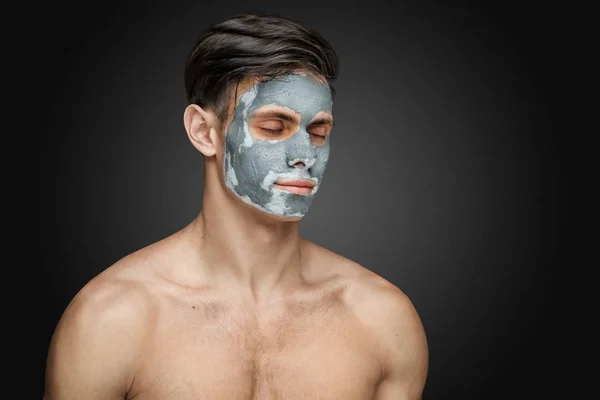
[270,213,303,223]
[226,186,310,223]
[238,198,306,223]
[255,206,305,224]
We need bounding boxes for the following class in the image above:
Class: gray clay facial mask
[223,73,333,218]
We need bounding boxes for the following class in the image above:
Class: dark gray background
[32,1,561,398]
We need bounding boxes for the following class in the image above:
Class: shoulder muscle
[45,274,154,399]
[349,273,429,399]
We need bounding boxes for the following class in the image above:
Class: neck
[189,169,306,298]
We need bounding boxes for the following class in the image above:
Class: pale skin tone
[44,74,428,399]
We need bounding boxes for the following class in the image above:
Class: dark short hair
[184,12,339,122]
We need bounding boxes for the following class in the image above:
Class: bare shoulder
[45,251,158,398]
[303,241,428,398]
[353,272,429,399]
[346,271,428,398]
[53,248,158,336]
[302,240,421,313]
[345,270,428,363]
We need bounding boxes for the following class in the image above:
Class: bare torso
[128,273,383,399]
[45,230,427,400]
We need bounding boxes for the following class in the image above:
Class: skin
[44,72,428,399]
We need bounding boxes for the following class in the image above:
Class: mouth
[273,179,316,195]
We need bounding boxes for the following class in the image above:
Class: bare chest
[129,297,382,399]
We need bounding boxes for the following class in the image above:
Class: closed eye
[310,132,327,139]
[260,128,285,135]
[308,123,331,136]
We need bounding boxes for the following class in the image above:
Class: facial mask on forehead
[223,73,333,218]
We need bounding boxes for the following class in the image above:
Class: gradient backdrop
[33,1,561,398]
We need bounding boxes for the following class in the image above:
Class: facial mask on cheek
[223,74,332,218]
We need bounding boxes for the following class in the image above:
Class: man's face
[223,73,333,218]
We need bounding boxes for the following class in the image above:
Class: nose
[286,129,317,169]
[287,157,315,169]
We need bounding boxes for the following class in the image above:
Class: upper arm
[354,278,429,400]
[375,292,429,399]
[44,278,151,400]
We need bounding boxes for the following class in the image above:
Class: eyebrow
[309,117,334,127]
[250,110,333,126]
[250,110,299,123]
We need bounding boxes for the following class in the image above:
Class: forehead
[237,73,333,119]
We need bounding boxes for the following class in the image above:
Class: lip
[273,179,316,195]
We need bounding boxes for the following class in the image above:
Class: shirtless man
[44,12,428,399]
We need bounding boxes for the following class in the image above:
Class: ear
[183,104,222,157]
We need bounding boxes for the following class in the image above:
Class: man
[44,11,428,399]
